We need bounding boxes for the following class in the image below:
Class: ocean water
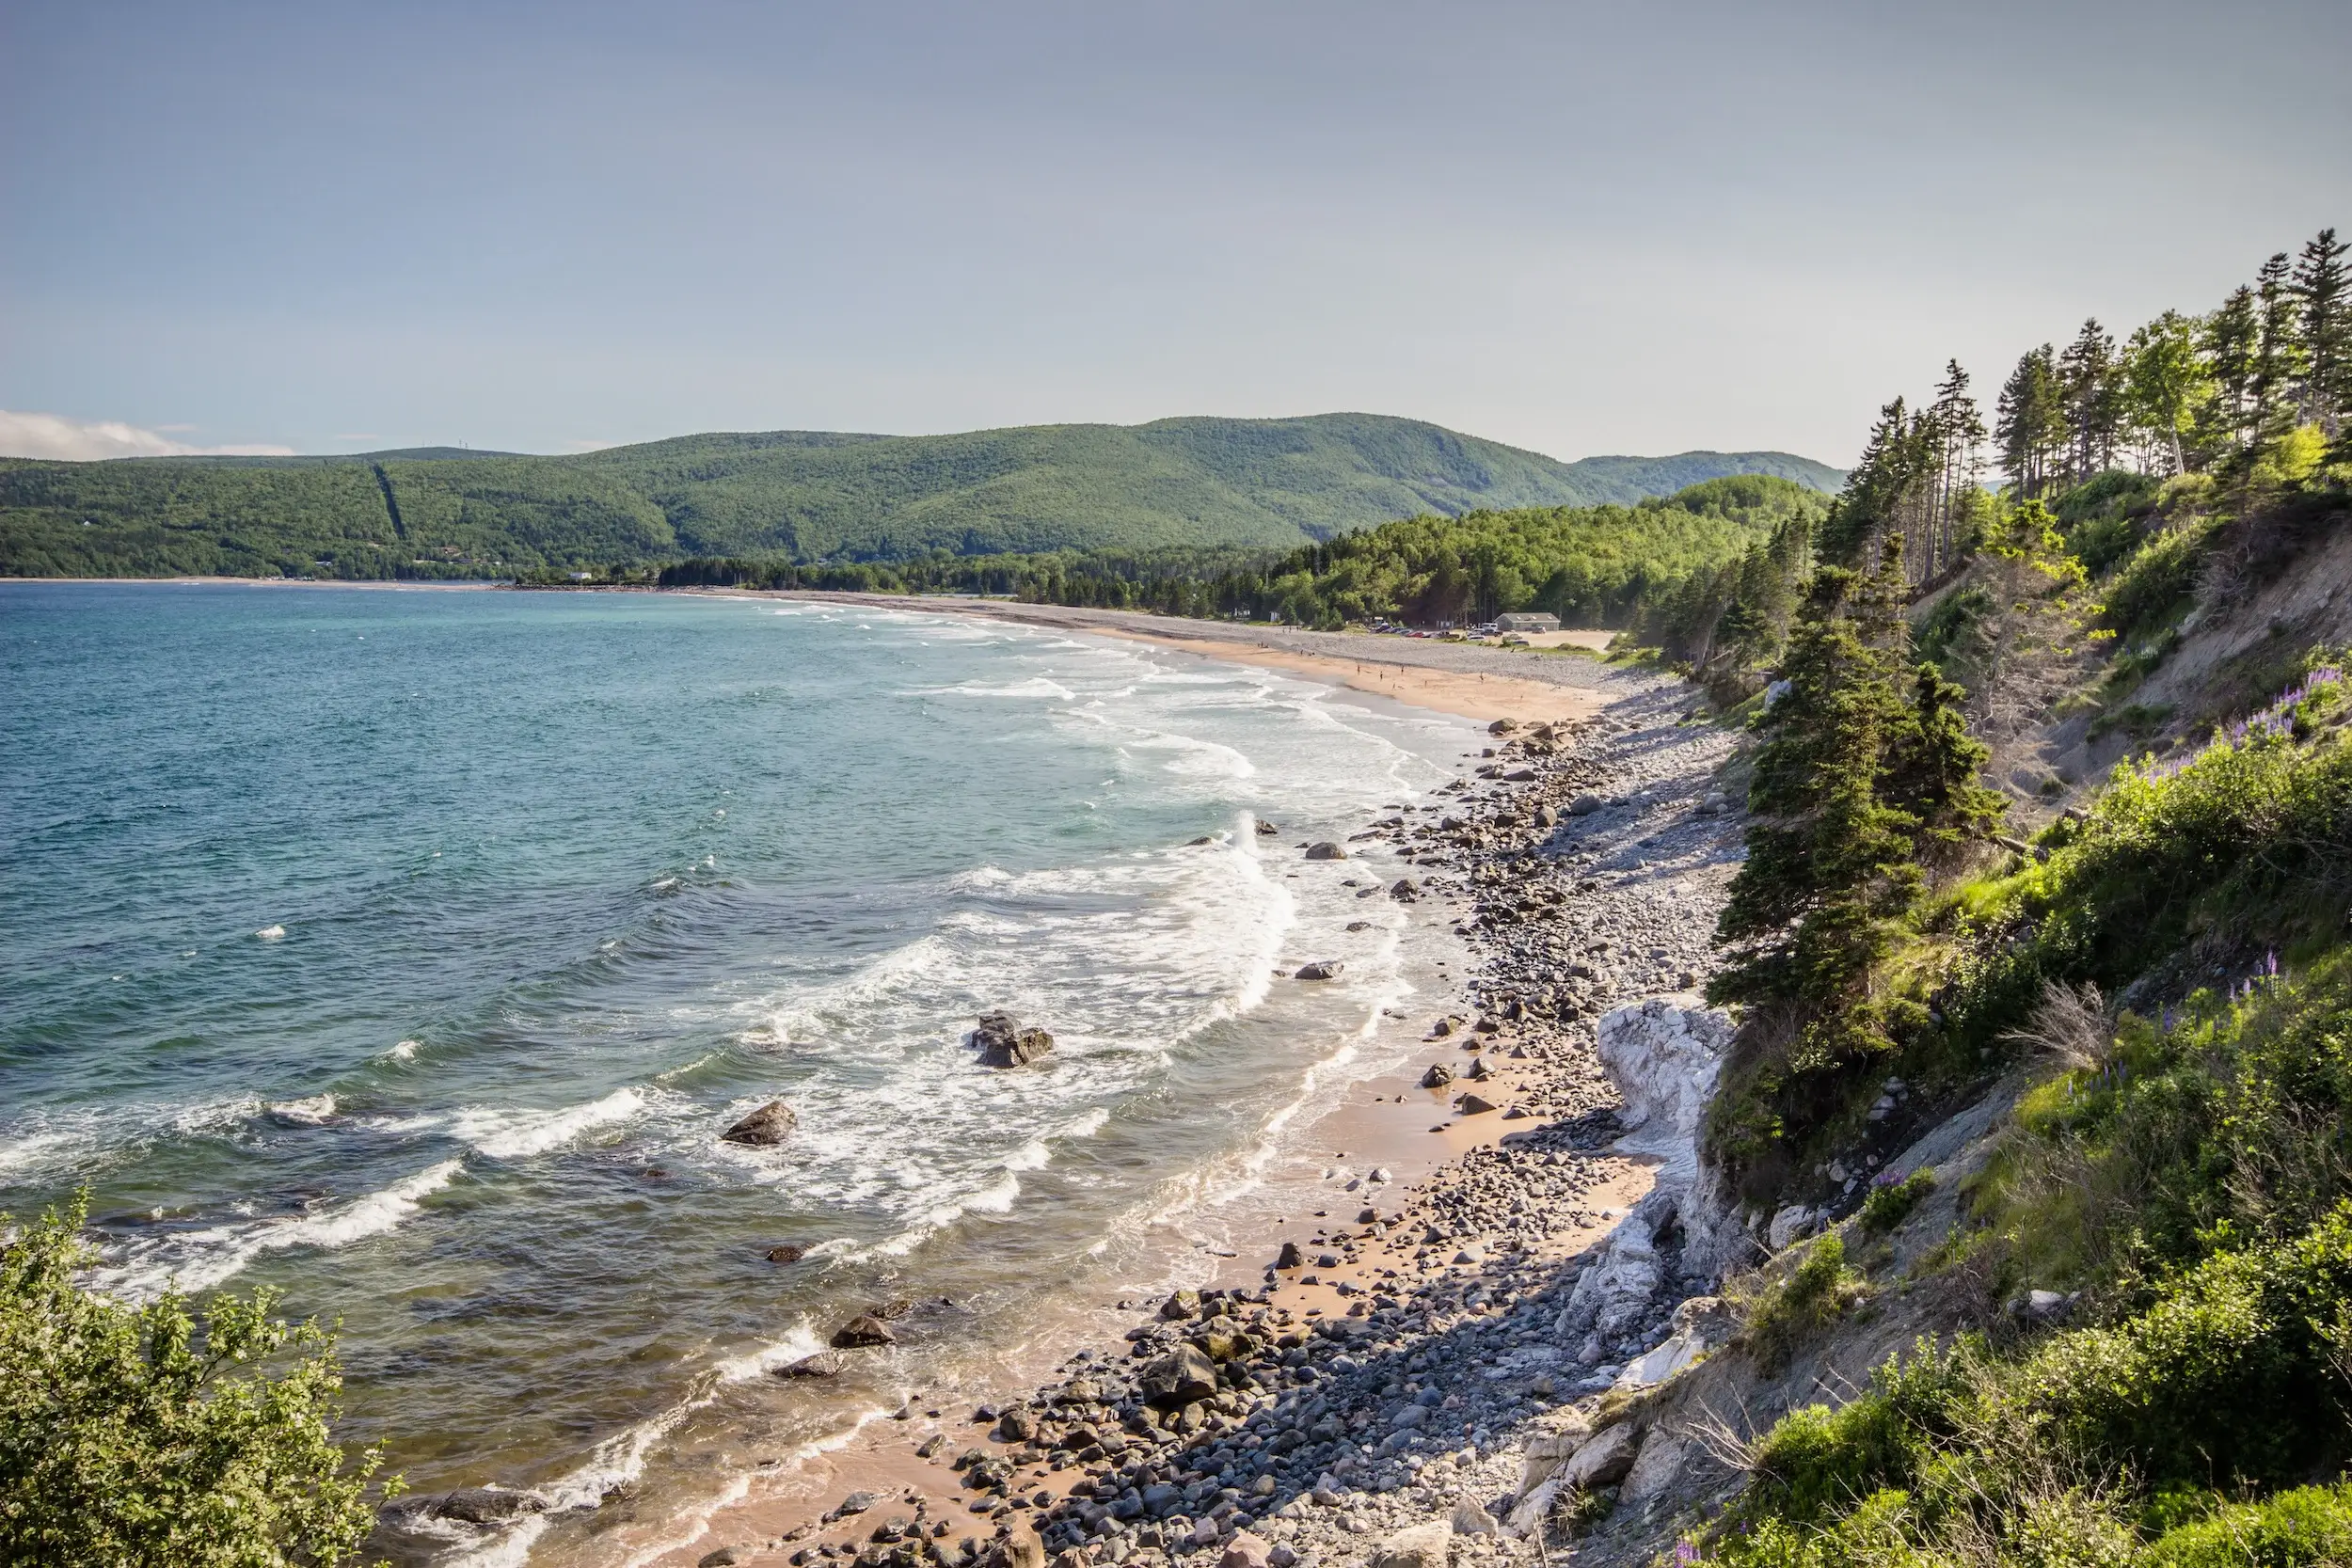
[0,583,1479,1564]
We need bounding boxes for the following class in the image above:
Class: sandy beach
[699,593,1624,731]
[601,600,1741,1568]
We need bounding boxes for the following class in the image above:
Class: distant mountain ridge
[0,412,1843,578]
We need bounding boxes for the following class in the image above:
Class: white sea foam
[102,1159,464,1299]
[453,1087,646,1160]
[171,1095,263,1137]
[264,1094,338,1126]
[385,1039,420,1061]
[0,1129,86,1178]
[444,1318,854,1568]
[905,676,1077,701]
[254,923,286,940]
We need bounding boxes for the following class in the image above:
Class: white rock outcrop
[1555,1209,1662,1340]
[1592,994,1756,1282]
[1597,995,1733,1179]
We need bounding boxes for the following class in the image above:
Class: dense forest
[0,413,1840,580]
[1659,228,2352,1568]
[634,474,1830,631]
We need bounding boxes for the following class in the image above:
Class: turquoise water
[0,583,1474,1564]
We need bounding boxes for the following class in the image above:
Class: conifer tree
[1925,360,1985,576]
[2202,285,2263,456]
[2058,319,2123,483]
[2254,251,2307,440]
[1995,346,2066,497]
[2295,228,2349,436]
[1714,541,2002,1064]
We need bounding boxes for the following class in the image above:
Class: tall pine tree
[1995,346,2066,497]
[2058,319,2123,483]
[1715,540,2002,1066]
[2202,285,2263,456]
[2254,250,2307,441]
[2296,228,2349,436]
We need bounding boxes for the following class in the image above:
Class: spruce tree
[1926,360,1985,576]
[2255,250,2307,440]
[1995,346,2065,497]
[2295,228,2349,436]
[2058,319,2122,483]
[2202,285,2263,455]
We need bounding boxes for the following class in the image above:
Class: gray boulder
[420,1487,549,1525]
[830,1314,897,1348]
[1371,1521,1453,1568]
[1138,1343,1218,1408]
[971,1011,1054,1068]
[721,1100,797,1146]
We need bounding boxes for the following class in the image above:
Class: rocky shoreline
[673,677,1750,1568]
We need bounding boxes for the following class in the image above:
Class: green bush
[1958,724,2352,1016]
[0,1194,396,1565]
[2100,524,2209,641]
[1718,1212,2352,1566]
[1743,1236,1870,1372]
[1745,1345,1966,1529]
[1858,1170,1936,1236]
[2143,1484,2352,1567]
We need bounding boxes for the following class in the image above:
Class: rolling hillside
[0,413,1841,579]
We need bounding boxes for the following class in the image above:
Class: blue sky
[2,0,2345,464]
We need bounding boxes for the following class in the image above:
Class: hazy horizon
[5,0,2346,467]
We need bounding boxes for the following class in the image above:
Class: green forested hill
[0,411,1841,578]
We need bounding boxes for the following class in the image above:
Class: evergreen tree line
[1698,222,2350,1186]
[620,475,1828,632]
[1997,227,2346,491]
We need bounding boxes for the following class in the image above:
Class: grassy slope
[1661,455,2352,1568]
[0,413,1841,578]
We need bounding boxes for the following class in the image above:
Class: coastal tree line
[624,475,1830,635]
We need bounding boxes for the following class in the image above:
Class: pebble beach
[639,615,1747,1568]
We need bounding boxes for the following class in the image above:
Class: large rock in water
[831,1314,897,1348]
[971,1011,1054,1068]
[420,1487,551,1525]
[721,1101,797,1146]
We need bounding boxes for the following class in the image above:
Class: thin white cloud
[333,432,381,442]
[562,437,618,452]
[0,410,295,461]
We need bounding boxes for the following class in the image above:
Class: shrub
[2142,1483,2352,1568]
[1744,1345,1968,1530]
[1743,1236,1870,1372]
[1858,1170,1936,1236]
[2100,523,2209,641]
[0,1193,396,1566]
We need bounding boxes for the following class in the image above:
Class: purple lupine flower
[2267,950,2279,977]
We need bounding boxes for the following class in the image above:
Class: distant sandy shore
[0,575,505,588]
[707,592,1631,730]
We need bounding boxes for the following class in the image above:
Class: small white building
[1495,611,1561,634]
